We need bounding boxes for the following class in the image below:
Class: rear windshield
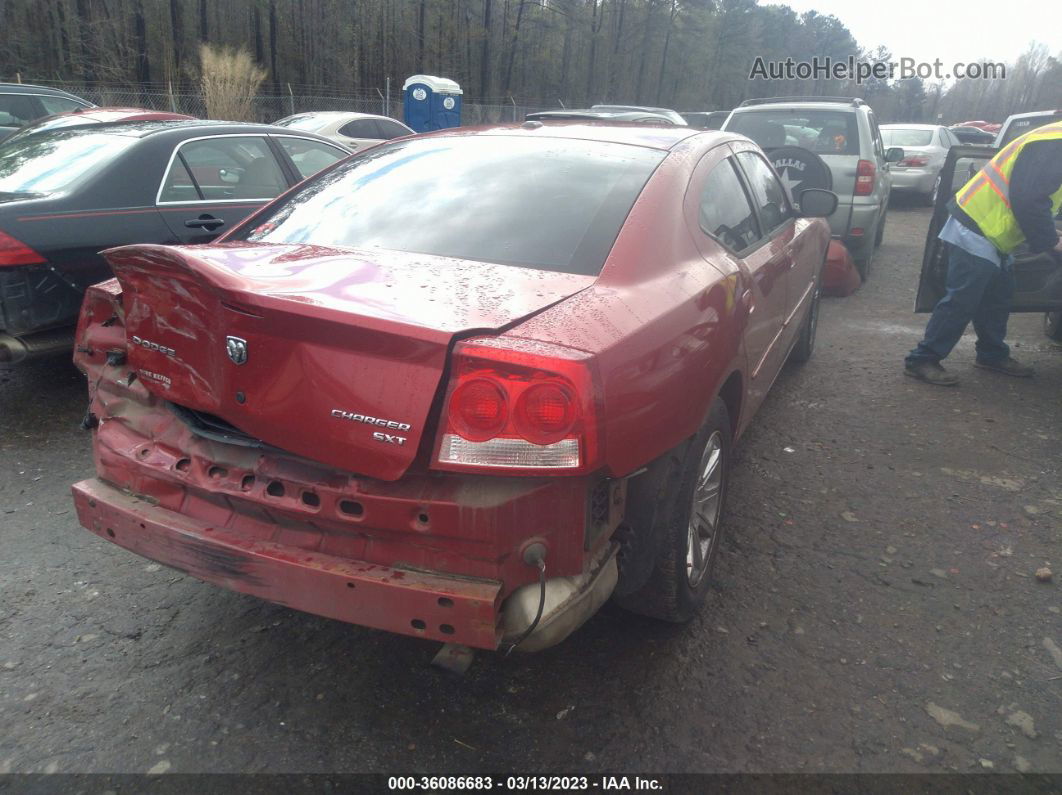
[0,129,137,195]
[238,136,665,275]
[728,109,860,155]
[882,128,934,147]
[998,113,1062,146]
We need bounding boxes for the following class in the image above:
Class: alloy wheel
[686,431,724,587]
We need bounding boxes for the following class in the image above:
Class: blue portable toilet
[402,75,462,133]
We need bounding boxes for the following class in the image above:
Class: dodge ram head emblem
[226,336,248,365]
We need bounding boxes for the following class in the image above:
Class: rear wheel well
[716,371,742,438]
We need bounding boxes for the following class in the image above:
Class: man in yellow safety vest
[905,121,1062,385]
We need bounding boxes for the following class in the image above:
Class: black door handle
[184,214,225,231]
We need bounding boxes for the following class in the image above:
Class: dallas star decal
[777,166,804,196]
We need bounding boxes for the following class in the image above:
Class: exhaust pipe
[0,328,76,365]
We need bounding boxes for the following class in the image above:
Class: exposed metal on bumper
[72,478,504,650]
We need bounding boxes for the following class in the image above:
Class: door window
[276,136,348,179]
[735,151,794,235]
[699,157,762,252]
[159,137,286,202]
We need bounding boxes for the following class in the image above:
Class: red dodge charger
[71,122,835,652]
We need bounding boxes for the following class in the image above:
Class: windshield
[0,129,137,195]
[275,116,327,132]
[882,128,934,147]
[728,109,860,155]
[237,136,664,276]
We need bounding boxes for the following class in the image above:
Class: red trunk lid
[104,242,593,480]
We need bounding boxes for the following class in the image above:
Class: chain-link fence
[26,82,557,126]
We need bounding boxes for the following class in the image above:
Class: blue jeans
[907,243,1013,365]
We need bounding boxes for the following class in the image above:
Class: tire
[1045,311,1062,342]
[612,399,732,623]
[788,283,820,364]
[874,208,887,247]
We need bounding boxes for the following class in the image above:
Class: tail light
[0,230,44,267]
[435,338,600,474]
[898,155,929,167]
[73,279,126,374]
[855,159,876,196]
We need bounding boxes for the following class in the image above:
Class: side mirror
[798,188,838,218]
[885,146,905,163]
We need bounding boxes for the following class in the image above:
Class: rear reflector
[439,435,580,469]
[0,230,44,267]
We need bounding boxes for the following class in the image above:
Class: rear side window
[735,151,793,234]
[338,119,382,139]
[867,112,884,160]
[699,158,761,251]
[375,119,412,139]
[276,136,347,179]
[238,136,664,276]
[729,109,860,155]
[160,137,286,202]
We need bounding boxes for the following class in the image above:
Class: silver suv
[722,97,903,277]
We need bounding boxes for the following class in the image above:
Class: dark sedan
[948,125,995,145]
[0,83,94,141]
[0,120,349,364]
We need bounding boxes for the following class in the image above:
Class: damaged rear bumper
[72,478,504,649]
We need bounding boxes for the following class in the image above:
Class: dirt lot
[1,202,1060,775]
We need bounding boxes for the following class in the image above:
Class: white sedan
[273,112,415,153]
[881,123,960,205]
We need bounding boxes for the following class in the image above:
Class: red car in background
[71,123,835,652]
[3,106,193,143]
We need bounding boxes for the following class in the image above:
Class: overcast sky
[775,0,1060,75]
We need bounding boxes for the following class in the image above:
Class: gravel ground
[1,202,1060,775]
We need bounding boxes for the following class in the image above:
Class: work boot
[974,357,1035,378]
[904,360,959,386]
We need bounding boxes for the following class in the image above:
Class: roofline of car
[407,121,727,151]
[0,83,90,99]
